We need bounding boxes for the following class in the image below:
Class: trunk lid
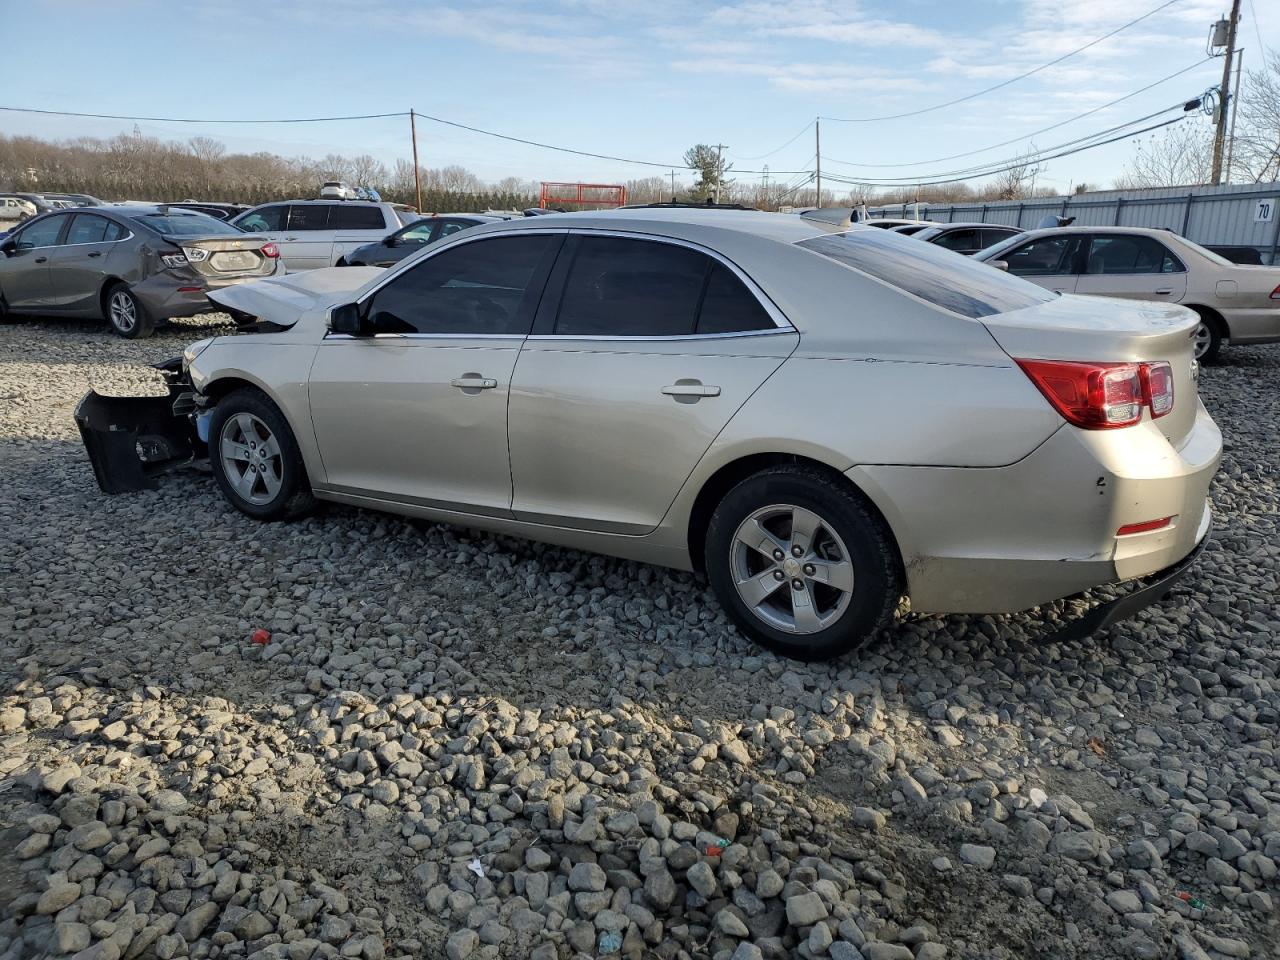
[206,266,383,328]
[980,293,1201,447]
[179,234,276,279]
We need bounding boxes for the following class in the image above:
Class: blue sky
[3,0,1276,196]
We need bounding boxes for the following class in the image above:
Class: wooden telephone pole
[410,108,423,213]
[1210,0,1241,185]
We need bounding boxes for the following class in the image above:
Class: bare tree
[189,136,226,164]
[1229,49,1280,183]
[989,147,1045,200]
[1115,122,1214,188]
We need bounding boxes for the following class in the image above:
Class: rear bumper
[133,266,282,320]
[850,401,1221,614]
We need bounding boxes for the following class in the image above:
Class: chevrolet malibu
[76,211,1221,660]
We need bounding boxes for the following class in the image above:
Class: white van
[231,201,415,270]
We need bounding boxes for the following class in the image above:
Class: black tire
[208,388,317,521]
[103,283,155,339]
[1191,308,1225,365]
[0,296,16,324]
[705,465,903,661]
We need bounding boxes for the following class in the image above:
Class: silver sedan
[77,210,1221,660]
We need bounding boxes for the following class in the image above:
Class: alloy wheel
[1193,322,1213,360]
[729,504,855,634]
[108,291,138,333]
[219,413,283,505]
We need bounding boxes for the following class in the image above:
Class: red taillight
[260,242,279,259]
[1016,360,1143,429]
[1270,283,1280,301]
[1117,517,1172,536]
[1016,359,1175,429]
[1140,361,1174,418]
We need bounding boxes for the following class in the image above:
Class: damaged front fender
[74,358,206,494]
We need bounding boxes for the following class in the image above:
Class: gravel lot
[1,314,1277,960]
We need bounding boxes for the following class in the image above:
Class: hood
[206,266,383,327]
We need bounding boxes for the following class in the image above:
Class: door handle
[450,377,497,390]
[283,236,299,241]
[34,256,47,263]
[662,382,721,399]
[88,251,102,258]
[1155,288,1173,295]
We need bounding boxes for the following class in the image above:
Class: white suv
[320,181,356,200]
[231,201,415,270]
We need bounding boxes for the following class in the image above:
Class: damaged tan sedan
[76,210,1221,660]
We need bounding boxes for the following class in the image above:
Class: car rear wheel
[104,284,154,339]
[705,465,902,661]
[209,389,317,521]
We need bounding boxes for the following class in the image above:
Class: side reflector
[1117,517,1172,536]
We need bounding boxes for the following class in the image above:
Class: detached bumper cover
[74,359,202,494]
[1053,523,1211,642]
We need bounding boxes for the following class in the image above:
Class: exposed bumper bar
[1052,523,1212,642]
[74,358,203,494]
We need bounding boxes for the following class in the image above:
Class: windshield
[127,211,241,237]
[798,228,1054,319]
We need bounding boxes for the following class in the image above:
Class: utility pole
[410,108,423,213]
[815,118,822,208]
[761,165,770,210]
[1224,46,1244,184]
[712,143,727,203]
[1210,0,1240,185]
[670,169,677,202]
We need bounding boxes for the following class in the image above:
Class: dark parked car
[41,193,105,207]
[168,201,252,221]
[342,214,508,268]
[0,206,281,338]
[910,222,1024,255]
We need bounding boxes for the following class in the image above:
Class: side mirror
[0,238,15,256]
[383,235,397,247]
[328,302,369,336]
[990,260,1009,272]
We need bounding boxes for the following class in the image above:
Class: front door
[308,232,563,515]
[998,233,1083,294]
[1074,234,1188,302]
[508,234,798,535]
[0,214,68,310]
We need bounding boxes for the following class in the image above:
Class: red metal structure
[540,182,627,210]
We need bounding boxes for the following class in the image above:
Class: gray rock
[785,892,828,927]
[445,929,478,960]
[687,860,717,897]
[959,844,995,869]
[568,861,607,892]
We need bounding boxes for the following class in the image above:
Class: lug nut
[773,549,784,561]
[792,545,803,557]
[792,579,804,590]
[804,563,815,575]
[773,571,785,581]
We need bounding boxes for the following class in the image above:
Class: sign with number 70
[1256,199,1276,223]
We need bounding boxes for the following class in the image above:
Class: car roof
[1003,225,1187,240]
[466,207,830,245]
[930,222,1021,230]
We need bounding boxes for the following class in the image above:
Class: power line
[823,116,1187,187]
[0,105,409,124]
[821,59,1212,169]
[732,119,815,162]
[821,0,1187,123]
[826,102,1189,183]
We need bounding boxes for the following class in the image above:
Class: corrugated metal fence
[868,182,1280,264]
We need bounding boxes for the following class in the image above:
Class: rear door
[998,233,1083,294]
[329,204,393,266]
[279,204,336,270]
[0,214,68,310]
[45,213,124,311]
[507,233,798,535]
[1074,234,1188,303]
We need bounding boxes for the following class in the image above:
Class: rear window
[127,212,240,237]
[329,204,387,229]
[797,229,1054,319]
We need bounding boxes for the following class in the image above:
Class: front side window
[287,205,332,231]
[330,204,386,229]
[66,214,112,244]
[397,222,437,244]
[235,205,286,232]
[1002,235,1080,276]
[15,215,66,249]
[438,220,472,239]
[365,234,557,336]
[799,229,1053,319]
[1086,235,1184,274]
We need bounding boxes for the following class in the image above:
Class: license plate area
[210,250,260,272]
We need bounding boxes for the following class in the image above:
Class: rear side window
[66,214,111,244]
[1086,235,1184,274]
[932,228,981,252]
[696,263,775,334]
[330,205,386,229]
[288,205,331,231]
[981,228,1019,247]
[365,234,557,336]
[556,237,707,337]
[103,220,127,242]
[798,229,1054,319]
[236,205,286,232]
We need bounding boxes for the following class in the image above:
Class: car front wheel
[706,466,903,661]
[208,388,317,521]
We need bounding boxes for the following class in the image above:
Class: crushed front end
[75,357,208,494]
